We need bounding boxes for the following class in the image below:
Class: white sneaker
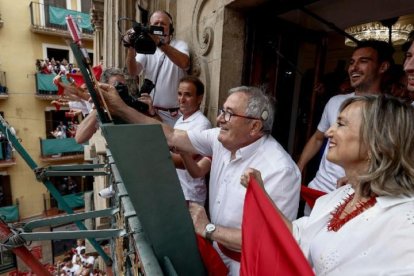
[99,185,115,198]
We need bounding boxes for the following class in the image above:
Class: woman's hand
[240,168,264,188]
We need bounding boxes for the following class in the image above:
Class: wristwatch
[157,38,165,47]
[204,223,216,241]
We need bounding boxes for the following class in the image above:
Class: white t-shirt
[174,110,212,204]
[308,93,355,193]
[188,128,301,275]
[293,185,414,275]
[69,100,93,116]
[62,263,80,275]
[136,39,189,126]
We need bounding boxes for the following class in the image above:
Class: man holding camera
[126,10,190,126]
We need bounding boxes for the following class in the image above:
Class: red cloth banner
[300,185,327,208]
[240,178,314,276]
[196,235,228,276]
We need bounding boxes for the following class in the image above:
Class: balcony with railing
[0,71,8,100]
[39,137,84,163]
[0,145,16,169]
[35,73,72,100]
[29,2,93,40]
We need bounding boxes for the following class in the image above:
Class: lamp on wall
[344,17,413,47]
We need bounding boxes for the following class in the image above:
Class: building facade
[0,0,94,273]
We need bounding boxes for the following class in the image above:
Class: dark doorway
[46,48,69,64]
[243,7,325,156]
[45,110,71,138]
[0,176,12,207]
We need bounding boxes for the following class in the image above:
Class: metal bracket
[1,208,124,247]
[22,208,119,232]
[20,229,126,241]
[34,164,108,181]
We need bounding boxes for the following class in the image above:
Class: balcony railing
[34,73,71,100]
[0,139,16,168]
[0,204,19,223]
[39,137,84,162]
[0,71,8,99]
[29,2,93,40]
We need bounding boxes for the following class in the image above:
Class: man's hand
[189,202,210,238]
[138,93,156,116]
[149,33,165,47]
[54,74,91,102]
[98,83,129,116]
[122,28,136,48]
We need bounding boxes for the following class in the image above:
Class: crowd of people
[36,58,78,76]
[51,121,79,139]
[0,131,12,160]
[53,9,414,275]
[52,239,105,275]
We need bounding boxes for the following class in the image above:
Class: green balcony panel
[35,73,70,95]
[57,192,84,210]
[49,6,93,30]
[40,138,84,156]
[0,205,19,222]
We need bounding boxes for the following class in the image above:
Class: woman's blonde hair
[340,95,414,197]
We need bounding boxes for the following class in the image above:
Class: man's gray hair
[228,86,275,134]
[100,67,124,84]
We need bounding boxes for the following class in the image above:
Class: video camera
[114,82,149,114]
[127,22,164,54]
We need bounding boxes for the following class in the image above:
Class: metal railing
[34,72,59,96]
[29,2,93,36]
[106,152,163,275]
[39,137,84,157]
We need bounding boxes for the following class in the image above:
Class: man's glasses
[217,109,261,122]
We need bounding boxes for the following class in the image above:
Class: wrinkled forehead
[224,92,249,111]
[351,47,379,62]
[339,100,365,123]
[178,81,197,94]
[150,11,171,24]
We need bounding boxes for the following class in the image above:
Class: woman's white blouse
[293,185,414,275]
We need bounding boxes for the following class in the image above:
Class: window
[47,48,69,65]
[0,176,12,207]
[0,245,16,272]
[80,0,91,13]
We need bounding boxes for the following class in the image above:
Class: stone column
[91,0,104,66]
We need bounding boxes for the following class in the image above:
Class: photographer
[75,67,158,144]
[126,10,190,126]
